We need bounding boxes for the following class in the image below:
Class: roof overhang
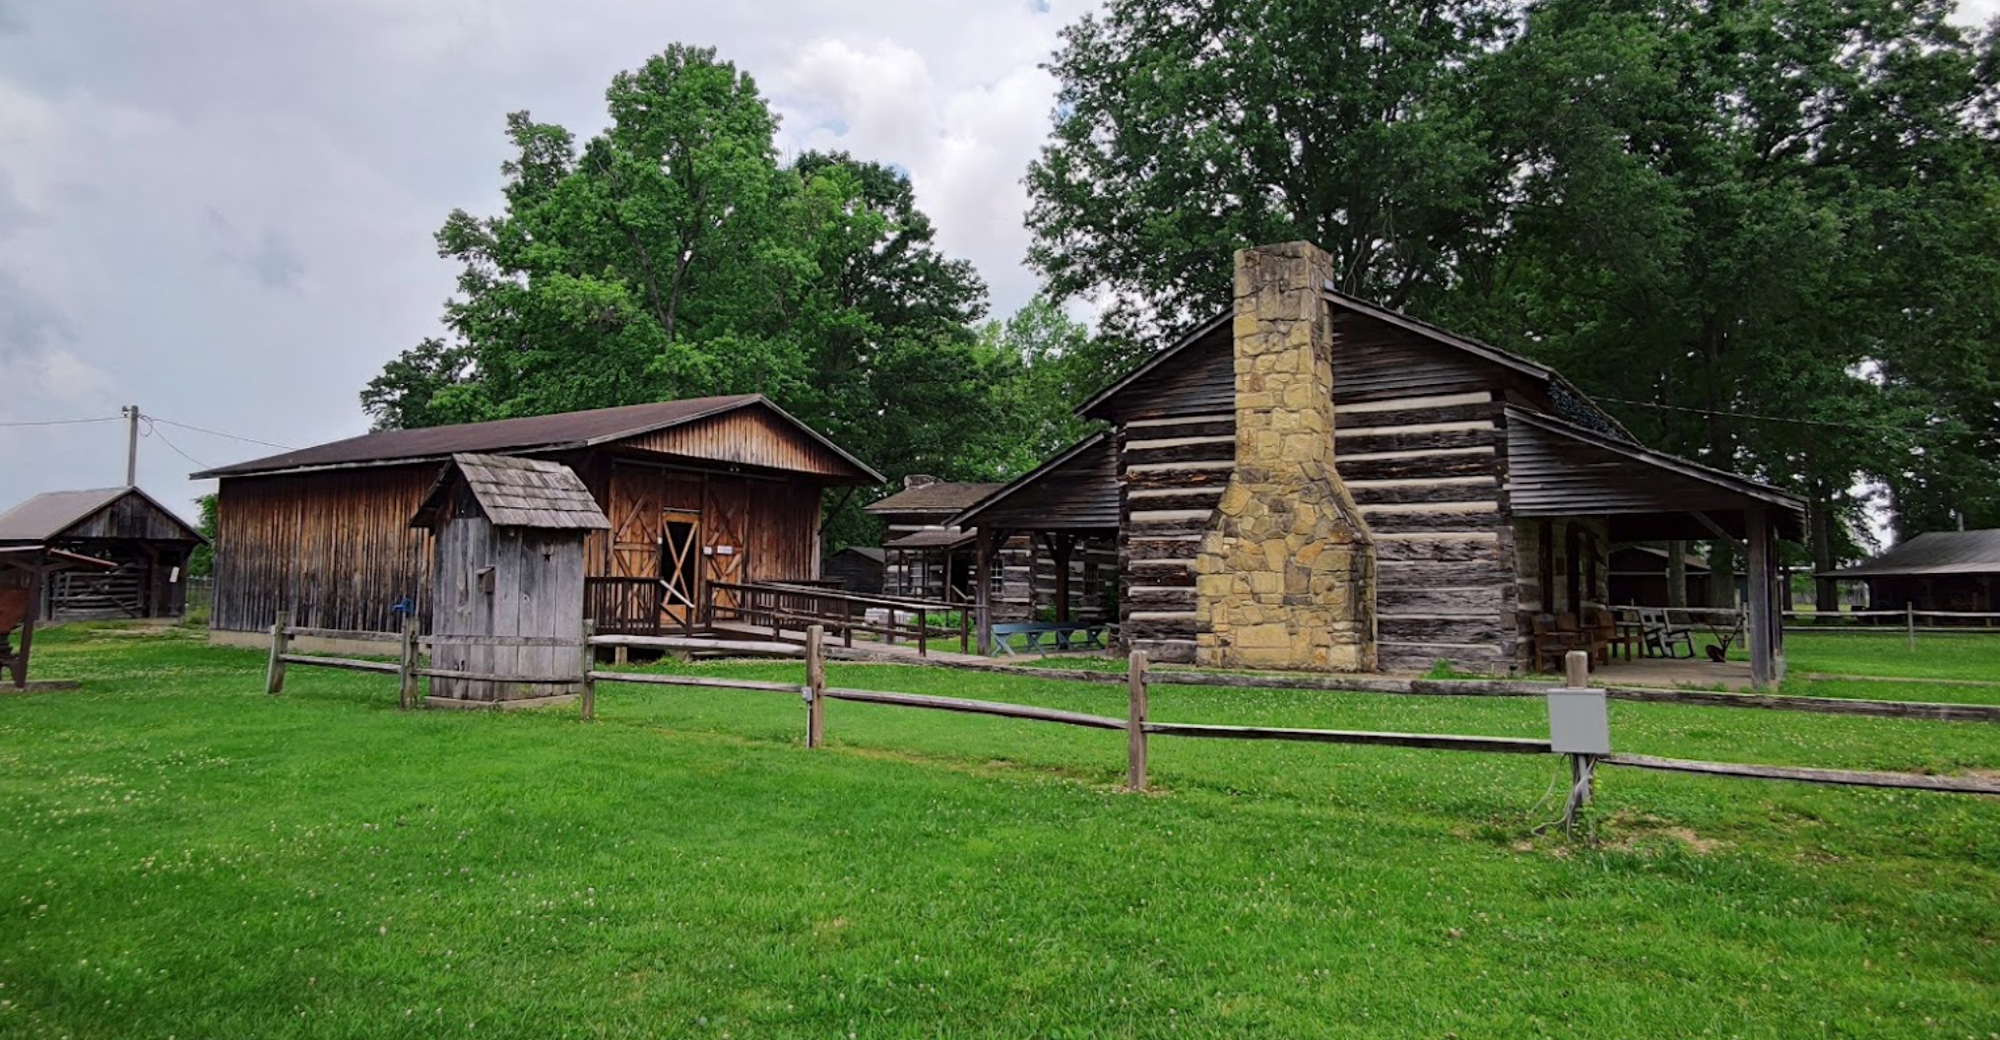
[951,431,1119,532]
[1504,408,1805,540]
[884,529,977,551]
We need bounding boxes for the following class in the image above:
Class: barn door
[659,511,701,626]
[702,478,751,619]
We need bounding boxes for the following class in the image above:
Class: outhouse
[410,454,610,704]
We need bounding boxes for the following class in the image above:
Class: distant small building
[1607,544,1711,606]
[821,546,885,595]
[0,487,205,621]
[1824,529,2000,615]
[866,475,1000,605]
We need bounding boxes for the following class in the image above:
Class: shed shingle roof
[1824,530,2000,578]
[194,394,881,483]
[411,454,610,531]
[865,482,1004,515]
[0,487,204,545]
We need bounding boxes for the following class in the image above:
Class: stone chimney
[904,474,941,489]
[1193,242,1375,671]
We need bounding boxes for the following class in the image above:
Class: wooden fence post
[579,621,597,722]
[398,614,419,710]
[1127,649,1149,791]
[806,623,826,748]
[265,610,291,695]
[1907,603,1916,652]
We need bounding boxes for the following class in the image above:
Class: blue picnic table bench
[989,621,1110,656]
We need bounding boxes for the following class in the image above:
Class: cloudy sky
[0,0,1101,518]
[2,0,1996,523]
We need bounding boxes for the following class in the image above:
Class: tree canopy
[1027,0,2000,572]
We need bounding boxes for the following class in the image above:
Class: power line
[1598,396,2000,442]
[146,415,296,451]
[0,415,122,428]
[141,418,210,471]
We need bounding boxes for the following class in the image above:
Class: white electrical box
[1546,687,1610,755]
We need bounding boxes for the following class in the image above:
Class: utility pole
[123,405,140,487]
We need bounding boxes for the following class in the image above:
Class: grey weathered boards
[411,454,610,703]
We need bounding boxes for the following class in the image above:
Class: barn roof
[0,487,205,545]
[193,394,882,483]
[1824,530,2000,578]
[411,454,610,531]
[865,480,1004,515]
[832,546,886,563]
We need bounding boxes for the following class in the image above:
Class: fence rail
[710,581,968,656]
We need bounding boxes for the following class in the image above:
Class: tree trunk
[1709,540,1737,610]
[1809,478,1840,616]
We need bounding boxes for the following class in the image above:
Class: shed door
[660,510,701,625]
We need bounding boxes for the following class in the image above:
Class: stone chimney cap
[904,474,942,489]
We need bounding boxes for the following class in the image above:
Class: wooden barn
[0,487,205,621]
[820,546,885,595]
[195,394,881,648]
[958,242,1804,684]
[1824,529,2000,616]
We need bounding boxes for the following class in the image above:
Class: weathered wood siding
[429,508,588,702]
[211,465,435,634]
[1512,516,1611,671]
[60,494,200,542]
[620,406,859,478]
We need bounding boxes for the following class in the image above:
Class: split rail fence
[263,617,2000,822]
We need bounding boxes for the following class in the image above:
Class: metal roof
[410,454,610,531]
[865,481,1004,515]
[193,394,882,483]
[0,487,204,545]
[1824,530,2000,578]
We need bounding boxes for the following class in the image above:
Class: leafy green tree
[1026,0,1514,340]
[187,493,217,578]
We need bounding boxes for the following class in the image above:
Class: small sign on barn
[410,454,610,705]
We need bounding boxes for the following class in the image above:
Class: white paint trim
[1344,476,1496,489]
[1126,435,1236,451]
[1336,420,1494,438]
[1128,487,1223,500]
[1339,446,1493,463]
[1126,413,1233,428]
[1359,501,1498,515]
[1338,391,1492,414]
[1131,509,1214,522]
[1126,460,1235,474]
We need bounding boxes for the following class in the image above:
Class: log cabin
[195,394,881,650]
[867,474,1115,622]
[955,242,1805,684]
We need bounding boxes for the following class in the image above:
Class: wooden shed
[411,454,609,704]
[195,394,882,650]
[821,546,886,595]
[0,487,205,621]
[959,241,1805,685]
[1823,529,2000,616]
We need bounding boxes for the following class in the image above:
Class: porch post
[1047,533,1075,623]
[974,528,994,656]
[1746,506,1774,689]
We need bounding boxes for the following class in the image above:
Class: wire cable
[0,415,122,428]
[141,418,210,471]
[1598,396,2000,442]
[145,416,296,451]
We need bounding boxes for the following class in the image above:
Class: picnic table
[990,621,1110,656]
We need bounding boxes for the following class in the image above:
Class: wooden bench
[990,621,1110,656]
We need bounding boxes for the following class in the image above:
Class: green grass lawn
[1781,630,2000,683]
[2,626,1998,1038]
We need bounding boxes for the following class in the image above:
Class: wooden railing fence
[707,581,969,656]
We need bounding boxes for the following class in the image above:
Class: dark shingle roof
[884,528,977,550]
[865,482,1004,515]
[193,394,881,482]
[411,454,609,531]
[1825,530,2000,578]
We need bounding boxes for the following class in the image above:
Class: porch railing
[709,580,969,656]
[583,577,690,638]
